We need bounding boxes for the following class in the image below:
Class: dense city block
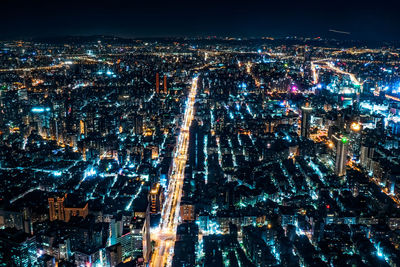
[1,37,400,266]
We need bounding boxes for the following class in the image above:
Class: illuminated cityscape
[2,0,400,266]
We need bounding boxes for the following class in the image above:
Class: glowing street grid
[151,77,199,267]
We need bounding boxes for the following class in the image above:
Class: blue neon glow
[31,107,45,113]
[239,82,247,89]
[84,167,96,178]
[52,171,62,177]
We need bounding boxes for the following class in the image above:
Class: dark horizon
[2,0,400,41]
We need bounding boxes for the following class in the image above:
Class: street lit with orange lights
[150,77,198,267]
[311,59,363,87]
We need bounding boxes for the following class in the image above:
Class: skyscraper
[360,144,375,172]
[48,194,88,222]
[180,202,195,222]
[48,194,66,221]
[134,115,143,135]
[106,243,122,266]
[149,183,163,214]
[0,228,37,266]
[130,212,151,263]
[163,75,167,94]
[333,135,348,177]
[156,73,160,94]
[301,103,312,138]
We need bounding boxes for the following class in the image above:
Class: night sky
[1,0,400,41]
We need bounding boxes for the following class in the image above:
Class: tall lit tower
[156,73,160,94]
[163,75,167,94]
[134,115,143,135]
[333,135,348,177]
[301,103,312,138]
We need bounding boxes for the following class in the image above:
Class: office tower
[64,203,88,222]
[0,228,37,266]
[376,117,385,135]
[37,255,56,266]
[333,135,348,176]
[48,194,66,221]
[130,214,151,263]
[142,147,153,164]
[0,86,4,108]
[50,118,60,142]
[304,45,311,62]
[79,120,86,136]
[106,243,122,267]
[0,208,31,235]
[48,194,88,222]
[30,107,52,138]
[300,103,312,138]
[134,115,143,135]
[156,73,160,94]
[180,203,195,222]
[109,218,123,246]
[163,75,167,94]
[149,183,164,214]
[18,88,28,101]
[107,216,134,262]
[391,121,400,135]
[360,144,375,172]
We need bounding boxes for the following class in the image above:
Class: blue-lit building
[0,228,37,266]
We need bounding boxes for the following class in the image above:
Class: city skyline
[2,2,400,266]
[2,0,400,41]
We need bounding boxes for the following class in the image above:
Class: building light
[31,107,45,113]
[53,171,62,177]
[350,122,361,132]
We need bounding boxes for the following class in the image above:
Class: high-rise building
[149,183,164,214]
[0,208,31,235]
[163,75,167,94]
[333,135,348,176]
[180,203,195,222]
[79,120,86,136]
[117,229,133,261]
[300,103,312,138]
[134,115,143,136]
[109,218,123,246]
[130,212,151,263]
[376,116,385,135]
[64,203,89,223]
[37,254,56,267]
[0,228,37,266]
[106,243,122,267]
[48,194,88,222]
[48,194,66,221]
[156,73,160,94]
[360,144,375,172]
[30,107,52,138]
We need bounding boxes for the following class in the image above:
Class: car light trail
[311,62,319,84]
[151,76,198,267]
